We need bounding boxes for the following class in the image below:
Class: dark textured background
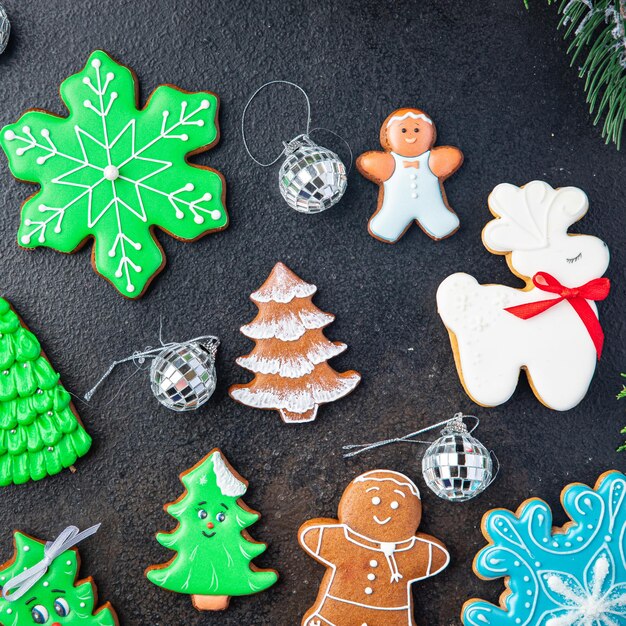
[0,1,624,624]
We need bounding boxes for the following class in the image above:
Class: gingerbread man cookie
[299,470,449,626]
[357,108,463,243]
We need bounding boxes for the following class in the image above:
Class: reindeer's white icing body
[437,181,610,411]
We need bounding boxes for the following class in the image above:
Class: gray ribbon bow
[1,524,101,602]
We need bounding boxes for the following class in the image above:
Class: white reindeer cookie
[437,180,610,411]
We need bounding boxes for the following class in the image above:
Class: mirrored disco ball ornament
[150,340,218,412]
[279,134,347,214]
[0,4,9,54]
[421,415,493,502]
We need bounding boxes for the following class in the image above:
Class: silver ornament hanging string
[241,81,353,171]
[343,412,480,457]
[84,334,219,402]
[242,80,312,167]
[2,524,101,602]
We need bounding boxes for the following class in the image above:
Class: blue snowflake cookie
[462,470,626,626]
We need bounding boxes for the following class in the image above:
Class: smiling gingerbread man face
[338,470,422,542]
[381,108,436,158]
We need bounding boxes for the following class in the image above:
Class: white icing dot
[180,134,189,141]
[36,157,46,165]
[43,581,48,587]
[184,183,194,192]
[16,148,26,156]
[523,576,530,582]
[4,130,15,141]
[201,99,210,109]
[364,587,373,595]
[6,608,11,614]
[367,573,375,581]
[210,210,222,220]
[110,92,118,100]
[82,77,90,85]
[605,535,612,542]
[114,269,123,278]
[92,58,101,68]
[54,226,61,234]
[411,192,418,199]
[23,546,29,552]
[80,602,85,608]
[390,501,399,510]
[83,99,92,108]
[162,110,169,118]
[22,126,30,133]
[577,537,584,542]
[38,233,45,243]
[197,120,205,127]
[127,284,135,293]
[370,560,378,567]
[40,129,50,138]
[514,561,520,566]
[136,265,142,272]
[103,165,120,181]
[106,72,114,80]
[24,219,32,226]
[525,602,530,608]
[371,497,381,505]
[66,560,71,565]
[534,561,541,567]
[194,216,204,224]
[202,193,213,201]
[108,249,116,257]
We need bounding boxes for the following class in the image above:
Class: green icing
[146,449,277,600]
[0,532,117,625]
[0,298,91,486]
[0,50,227,298]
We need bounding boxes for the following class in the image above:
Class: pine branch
[527,0,626,147]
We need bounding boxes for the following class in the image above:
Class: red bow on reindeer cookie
[505,272,610,359]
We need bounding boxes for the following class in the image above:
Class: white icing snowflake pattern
[0,50,226,297]
[541,551,626,626]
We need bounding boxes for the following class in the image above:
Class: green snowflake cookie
[0,532,117,625]
[0,50,227,298]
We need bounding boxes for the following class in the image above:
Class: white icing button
[410,183,417,189]
[103,164,120,181]
[43,581,49,587]
[367,573,376,581]
[409,173,417,180]
[23,546,29,552]
[6,608,11,614]
[411,193,418,199]
[364,587,373,595]
[370,560,378,567]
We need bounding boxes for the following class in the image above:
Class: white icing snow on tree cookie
[229,262,361,423]
[437,180,610,411]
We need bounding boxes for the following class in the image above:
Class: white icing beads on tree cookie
[437,180,610,411]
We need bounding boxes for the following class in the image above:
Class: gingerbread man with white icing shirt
[299,470,449,626]
[357,108,463,243]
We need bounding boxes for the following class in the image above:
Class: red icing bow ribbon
[504,272,611,359]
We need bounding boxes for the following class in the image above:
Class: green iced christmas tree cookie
[146,448,278,611]
[0,50,227,298]
[0,531,117,625]
[0,298,91,486]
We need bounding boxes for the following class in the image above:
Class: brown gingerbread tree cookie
[299,469,449,626]
[229,262,361,424]
[357,108,463,243]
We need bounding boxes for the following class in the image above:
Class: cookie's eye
[401,128,407,134]
[413,127,419,133]
[390,501,399,510]
[566,252,582,264]
[31,605,49,624]
[371,496,381,505]
[197,509,208,520]
[216,511,226,523]
[54,597,70,617]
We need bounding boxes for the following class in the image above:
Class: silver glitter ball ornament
[0,4,9,54]
[421,415,493,502]
[150,340,218,412]
[279,134,347,213]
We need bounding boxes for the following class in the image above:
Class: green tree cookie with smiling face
[0,532,117,626]
[145,449,278,611]
[0,50,227,298]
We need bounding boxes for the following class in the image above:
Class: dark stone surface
[0,0,624,624]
